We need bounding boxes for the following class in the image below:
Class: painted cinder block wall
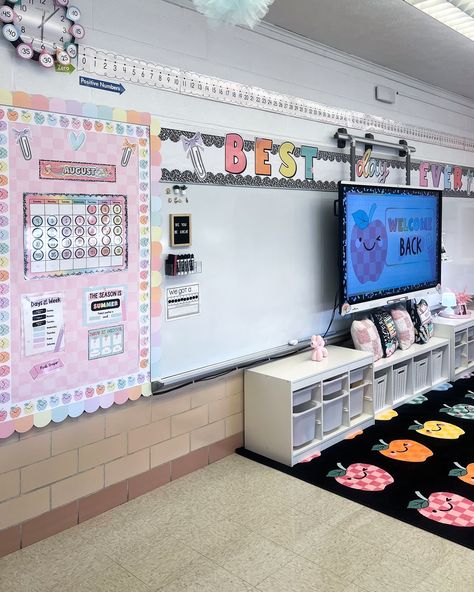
[0,372,243,556]
[1,0,474,558]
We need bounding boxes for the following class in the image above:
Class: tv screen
[338,182,442,315]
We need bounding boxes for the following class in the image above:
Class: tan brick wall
[0,372,243,534]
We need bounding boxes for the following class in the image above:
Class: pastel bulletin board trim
[0,89,162,439]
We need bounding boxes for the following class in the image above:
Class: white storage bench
[244,346,373,466]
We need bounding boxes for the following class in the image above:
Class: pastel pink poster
[0,99,158,436]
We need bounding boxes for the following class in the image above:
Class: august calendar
[24,193,128,278]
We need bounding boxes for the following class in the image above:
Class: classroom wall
[1,0,474,554]
[0,371,243,556]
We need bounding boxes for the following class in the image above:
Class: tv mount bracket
[333,129,416,185]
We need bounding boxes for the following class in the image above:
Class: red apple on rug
[327,462,394,491]
[408,491,474,527]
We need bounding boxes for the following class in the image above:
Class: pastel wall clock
[0,0,84,68]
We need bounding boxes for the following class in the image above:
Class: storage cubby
[244,346,374,466]
[245,340,450,466]
[433,316,474,381]
[373,337,450,410]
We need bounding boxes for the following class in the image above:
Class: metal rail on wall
[334,129,416,185]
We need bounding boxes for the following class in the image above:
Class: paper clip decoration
[14,128,32,160]
[181,132,206,180]
[121,138,136,167]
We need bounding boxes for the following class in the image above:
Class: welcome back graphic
[347,193,437,294]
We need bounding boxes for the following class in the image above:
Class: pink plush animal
[311,335,328,362]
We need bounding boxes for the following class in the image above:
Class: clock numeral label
[56,50,70,65]
[39,52,54,68]
[66,6,81,21]
[66,43,77,58]
[0,6,14,23]
[17,43,34,60]
[56,0,70,7]
[2,23,19,42]
[70,23,85,39]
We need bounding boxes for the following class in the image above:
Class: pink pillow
[351,319,383,361]
[391,307,415,350]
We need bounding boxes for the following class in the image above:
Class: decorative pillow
[390,306,415,350]
[351,319,383,361]
[371,309,399,357]
[406,299,433,343]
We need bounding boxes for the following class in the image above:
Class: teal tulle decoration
[193,0,275,28]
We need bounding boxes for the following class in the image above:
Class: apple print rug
[238,376,474,550]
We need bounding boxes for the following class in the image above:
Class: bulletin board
[0,90,162,438]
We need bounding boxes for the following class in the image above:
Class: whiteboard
[441,197,474,293]
[159,184,347,379]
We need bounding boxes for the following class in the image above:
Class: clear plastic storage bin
[293,401,318,447]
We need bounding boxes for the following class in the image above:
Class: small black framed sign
[170,213,192,247]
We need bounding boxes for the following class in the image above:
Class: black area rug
[238,376,474,550]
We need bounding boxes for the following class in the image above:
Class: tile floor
[0,454,472,591]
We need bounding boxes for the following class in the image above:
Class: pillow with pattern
[351,319,383,361]
[371,309,399,357]
[406,299,433,343]
[390,306,415,350]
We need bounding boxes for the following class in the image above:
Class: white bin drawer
[393,365,408,401]
[323,393,345,433]
[293,401,318,448]
[349,368,364,387]
[293,386,314,408]
[432,350,443,383]
[323,375,345,397]
[414,357,429,393]
[350,386,364,418]
[374,373,388,411]
[455,347,464,369]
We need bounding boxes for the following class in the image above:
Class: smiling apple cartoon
[408,491,474,527]
[449,462,474,485]
[409,420,465,439]
[351,203,388,283]
[372,439,433,462]
[439,403,474,421]
[327,462,394,491]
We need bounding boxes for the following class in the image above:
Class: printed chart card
[84,286,127,326]
[21,293,65,357]
[88,326,124,360]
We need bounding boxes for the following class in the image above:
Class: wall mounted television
[338,182,442,316]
